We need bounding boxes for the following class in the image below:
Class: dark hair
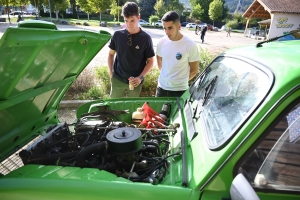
[161,11,180,23]
[121,2,139,18]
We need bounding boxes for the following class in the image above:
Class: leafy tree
[209,0,223,26]
[137,0,156,20]
[154,0,165,18]
[149,15,159,24]
[88,0,113,23]
[53,0,69,20]
[77,0,93,21]
[189,3,203,21]
[110,0,121,22]
[166,0,184,15]
[29,0,43,17]
[0,0,11,23]
[226,19,238,29]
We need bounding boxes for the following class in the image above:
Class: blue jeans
[155,87,186,97]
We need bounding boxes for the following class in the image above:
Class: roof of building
[243,0,300,19]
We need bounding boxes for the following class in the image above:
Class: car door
[236,97,300,199]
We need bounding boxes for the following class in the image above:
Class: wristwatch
[139,75,144,81]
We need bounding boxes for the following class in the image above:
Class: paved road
[0,22,259,68]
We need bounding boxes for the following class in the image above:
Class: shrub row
[65,47,218,100]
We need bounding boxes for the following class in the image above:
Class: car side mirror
[230,173,260,200]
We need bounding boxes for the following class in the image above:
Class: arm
[130,56,155,87]
[140,56,155,77]
[189,61,199,80]
[156,55,162,70]
[107,49,116,78]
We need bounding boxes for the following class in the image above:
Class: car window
[238,101,300,192]
[190,57,272,149]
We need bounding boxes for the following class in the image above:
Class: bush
[95,66,111,95]
[64,46,217,100]
[141,67,160,97]
[68,68,96,93]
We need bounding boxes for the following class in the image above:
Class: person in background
[107,2,155,98]
[17,14,23,22]
[155,11,200,97]
[227,28,231,37]
[200,25,208,43]
[195,24,199,35]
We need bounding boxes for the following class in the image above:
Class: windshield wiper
[202,75,218,106]
[189,69,209,101]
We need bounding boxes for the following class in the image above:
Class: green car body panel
[0,21,300,199]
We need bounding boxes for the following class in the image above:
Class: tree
[0,0,11,23]
[137,0,156,20]
[149,15,159,24]
[54,0,69,20]
[154,0,165,18]
[88,0,113,23]
[110,0,121,22]
[77,0,94,21]
[189,3,204,21]
[165,0,184,15]
[209,0,223,26]
[226,19,238,29]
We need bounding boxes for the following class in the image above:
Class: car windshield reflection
[190,57,272,149]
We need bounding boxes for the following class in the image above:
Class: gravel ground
[1,22,260,124]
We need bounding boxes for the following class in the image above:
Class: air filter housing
[106,127,142,154]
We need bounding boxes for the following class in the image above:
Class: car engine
[19,104,179,184]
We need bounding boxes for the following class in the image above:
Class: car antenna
[256,29,299,48]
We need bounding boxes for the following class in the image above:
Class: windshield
[190,56,272,149]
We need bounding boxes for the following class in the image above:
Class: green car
[0,20,300,200]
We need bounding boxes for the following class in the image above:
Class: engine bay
[19,102,180,184]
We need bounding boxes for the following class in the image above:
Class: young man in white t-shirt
[155,11,200,97]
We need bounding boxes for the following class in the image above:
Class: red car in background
[207,24,213,31]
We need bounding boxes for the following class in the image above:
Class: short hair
[121,2,139,18]
[161,11,180,23]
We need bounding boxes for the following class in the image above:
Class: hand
[128,77,142,87]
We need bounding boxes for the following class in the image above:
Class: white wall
[268,13,300,39]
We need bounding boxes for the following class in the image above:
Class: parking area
[0,22,259,68]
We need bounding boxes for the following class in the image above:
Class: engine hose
[75,141,108,167]
[142,141,162,156]
[23,150,80,164]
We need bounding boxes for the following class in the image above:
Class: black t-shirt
[109,28,155,84]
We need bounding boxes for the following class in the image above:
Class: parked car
[181,22,189,27]
[0,21,300,200]
[10,11,22,15]
[186,23,197,28]
[153,20,163,27]
[139,19,150,26]
[221,25,227,31]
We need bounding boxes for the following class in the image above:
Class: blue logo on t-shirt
[176,52,182,60]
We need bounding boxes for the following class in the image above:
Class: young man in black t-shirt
[107,2,155,98]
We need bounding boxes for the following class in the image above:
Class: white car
[153,20,163,27]
[139,19,150,26]
[186,23,197,28]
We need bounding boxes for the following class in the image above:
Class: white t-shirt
[156,35,200,91]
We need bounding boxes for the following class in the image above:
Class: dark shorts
[155,87,186,97]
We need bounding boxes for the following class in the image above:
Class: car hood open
[0,20,111,157]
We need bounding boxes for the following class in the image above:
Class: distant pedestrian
[17,14,23,22]
[195,24,198,35]
[227,28,231,37]
[200,25,208,43]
